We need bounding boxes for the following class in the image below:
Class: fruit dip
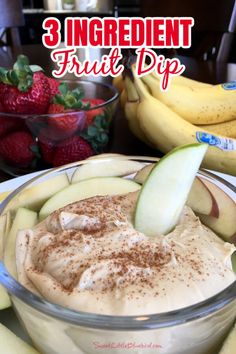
[15,191,236,315]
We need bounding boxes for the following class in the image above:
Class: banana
[151,71,212,89]
[112,74,124,93]
[133,73,236,176]
[201,119,236,139]
[123,76,152,145]
[142,74,236,125]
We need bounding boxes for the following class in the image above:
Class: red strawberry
[0,101,4,111]
[52,136,94,167]
[47,77,60,100]
[38,128,55,164]
[0,116,22,137]
[0,72,50,114]
[48,103,86,136]
[0,130,37,167]
[83,98,105,127]
[0,55,50,114]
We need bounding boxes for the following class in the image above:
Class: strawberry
[48,103,81,136]
[48,104,86,137]
[47,83,87,136]
[38,125,60,141]
[0,101,4,111]
[0,116,22,137]
[80,108,111,153]
[0,55,50,114]
[83,98,105,127]
[38,128,55,164]
[52,136,94,167]
[47,77,60,100]
[0,130,37,167]
[0,97,22,136]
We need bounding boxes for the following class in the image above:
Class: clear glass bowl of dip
[0,155,236,354]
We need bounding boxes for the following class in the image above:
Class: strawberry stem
[53,83,91,110]
[0,55,43,92]
[80,112,111,153]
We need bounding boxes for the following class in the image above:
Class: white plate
[0,169,235,347]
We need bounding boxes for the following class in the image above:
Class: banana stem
[124,76,139,102]
[134,77,151,101]
[131,70,151,101]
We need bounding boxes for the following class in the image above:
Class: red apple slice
[187,177,219,218]
[198,179,236,243]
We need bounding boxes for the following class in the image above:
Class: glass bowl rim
[0,155,236,331]
[0,79,119,118]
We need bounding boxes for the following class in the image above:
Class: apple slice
[198,179,236,242]
[218,322,236,354]
[187,177,219,217]
[231,252,236,273]
[0,191,10,202]
[0,323,40,354]
[71,159,143,183]
[0,285,11,310]
[0,211,11,258]
[0,214,7,259]
[134,164,219,217]
[4,208,38,278]
[4,173,69,213]
[0,213,11,310]
[134,143,208,236]
[39,177,141,221]
[4,211,12,246]
[134,163,155,184]
[88,153,125,160]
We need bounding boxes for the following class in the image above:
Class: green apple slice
[4,173,69,213]
[218,322,236,354]
[134,164,219,217]
[0,214,7,259]
[0,213,11,310]
[71,159,143,183]
[232,252,236,273]
[134,143,208,236]
[0,285,11,310]
[0,323,40,354]
[39,177,141,220]
[4,208,38,278]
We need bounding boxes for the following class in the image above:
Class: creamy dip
[16,192,236,315]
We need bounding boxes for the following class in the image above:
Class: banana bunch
[112,75,127,109]
[143,74,236,125]
[120,69,236,176]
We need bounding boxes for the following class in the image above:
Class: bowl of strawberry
[0,55,119,176]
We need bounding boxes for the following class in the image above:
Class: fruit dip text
[16,192,236,315]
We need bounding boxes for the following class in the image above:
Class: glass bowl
[0,80,119,176]
[0,155,236,354]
